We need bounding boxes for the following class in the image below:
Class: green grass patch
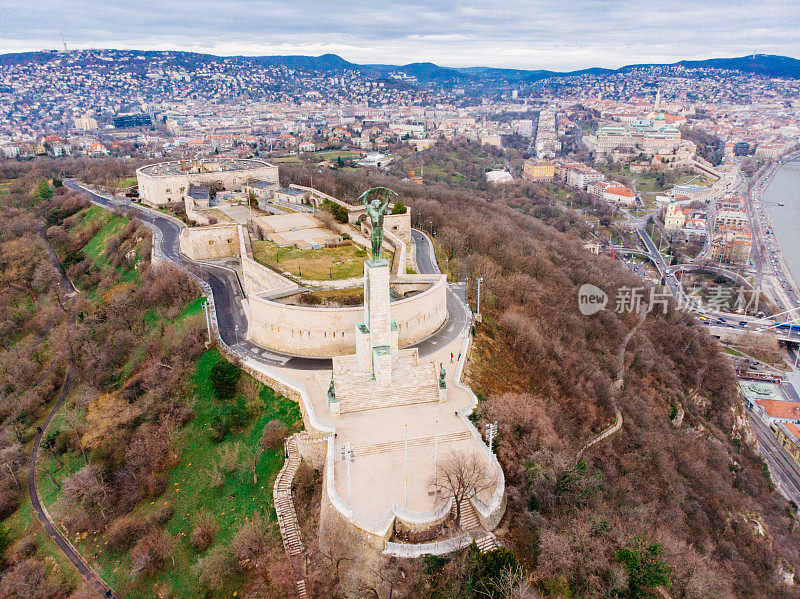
[83,215,128,265]
[313,150,362,161]
[251,237,369,280]
[40,348,302,598]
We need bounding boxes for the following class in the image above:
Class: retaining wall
[248,274,447,357]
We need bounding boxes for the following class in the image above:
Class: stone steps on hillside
[458,498,498,553]
[273,436,305,556]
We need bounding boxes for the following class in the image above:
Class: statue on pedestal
[358,187,397,260]
[439,364,447,389]
[327,375,337,404]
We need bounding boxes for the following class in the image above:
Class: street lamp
[476,276,484,317]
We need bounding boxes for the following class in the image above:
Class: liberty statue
[357,187,398,260]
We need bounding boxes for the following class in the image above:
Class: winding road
[64,181,470,366]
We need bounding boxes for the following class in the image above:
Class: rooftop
[756,399,800,420]
[138,158,275,177]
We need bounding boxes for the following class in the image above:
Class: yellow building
[775,423,800,467]
[523,159,555,182]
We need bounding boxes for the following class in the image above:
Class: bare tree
[477,564,539,599]
[431,449,495,527]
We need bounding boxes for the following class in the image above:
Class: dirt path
[26,230,117,598]
[576,311,646,462]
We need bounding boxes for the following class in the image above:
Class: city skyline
[3,0,800,71]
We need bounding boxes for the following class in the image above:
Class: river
[762,159,800,288]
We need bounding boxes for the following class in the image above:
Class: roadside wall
[184,196,211,226]
[178,225,240,260]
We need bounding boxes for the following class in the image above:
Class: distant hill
[676,54,800,78]
[247,53,357,71]
[1,49,799,83]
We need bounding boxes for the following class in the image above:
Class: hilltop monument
[329,187,440,412]
[360,186,397,260]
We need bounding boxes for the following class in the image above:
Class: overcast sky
[2,1,799,71]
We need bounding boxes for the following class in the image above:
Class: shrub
[260,419,288,450]
[228,397,249,429]
[62,250,85,269]
[190,510,218,552]
[130,529,175,578]
[323,198,348,223]
[209,359,241,400]
[104,515,147,552]
[391,201,407,215]
[196,545,235,590]
[230,514,267,566]
[209,411,231,442]
[615,534,672,598]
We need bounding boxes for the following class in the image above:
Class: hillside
[279,163,800,598]
[0,161,302,598]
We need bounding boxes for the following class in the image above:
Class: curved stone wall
[137,159,278,207]
[248,275,447,357]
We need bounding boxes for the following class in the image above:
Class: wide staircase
[273,436,304,556]
[334,360,440,414]
[352,430,473,458]
[458,498,498,553]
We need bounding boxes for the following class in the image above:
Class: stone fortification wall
[391,276,448,343]
[291,185,365,224]
[384,212,412,245]
[184,196,211,226]
[241,255,299,297]
[138,172,189,206]
[137,159,278,207]
[248,274,447,357]
[179,225,240,260]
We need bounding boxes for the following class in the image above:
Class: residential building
[522,159,555,182]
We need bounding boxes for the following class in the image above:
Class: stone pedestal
[438,386,447,402]
[355,322,370,373]
[373,346,393,387]
[356,259,398,382]
[365,258,393,350]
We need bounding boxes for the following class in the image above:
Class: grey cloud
[1,0,799,69]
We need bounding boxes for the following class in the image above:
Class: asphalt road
[747,413,800,506]
[65,182,471,368]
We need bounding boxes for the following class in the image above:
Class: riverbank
[750,155,800,312]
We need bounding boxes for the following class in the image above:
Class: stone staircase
[352,430,473,458]
[458,498,498,553]
[273,436,304,556]
[296,579,308,599]
[334,361,439,414]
